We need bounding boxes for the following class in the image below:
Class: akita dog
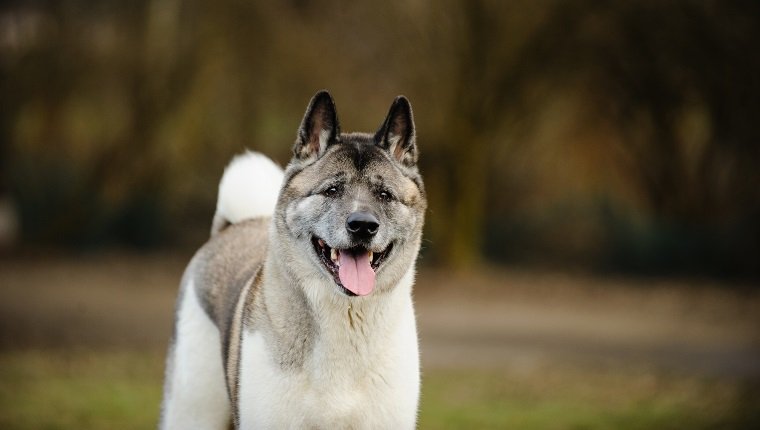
[160,90,427,429]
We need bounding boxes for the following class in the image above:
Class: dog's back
[160,152,283,429]
[190,218,268,358]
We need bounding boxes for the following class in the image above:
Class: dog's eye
[323,185,341,197]
[377,189,394,203]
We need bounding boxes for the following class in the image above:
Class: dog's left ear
[293,90,340,161]
[375,96,417,167]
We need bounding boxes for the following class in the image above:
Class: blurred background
[1,0,759,428]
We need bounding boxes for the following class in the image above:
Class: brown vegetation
[1,1,759,276]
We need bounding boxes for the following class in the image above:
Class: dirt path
[416,270,760,377]
[1,254,758,379]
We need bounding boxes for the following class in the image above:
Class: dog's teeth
[331,248,338,264]
[368,251,374,263]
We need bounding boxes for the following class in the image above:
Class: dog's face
[274,91,426,298]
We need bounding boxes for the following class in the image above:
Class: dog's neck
[260,254,416,372]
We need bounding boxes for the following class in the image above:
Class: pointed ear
[293,90,340,161]
[375,96,417,166]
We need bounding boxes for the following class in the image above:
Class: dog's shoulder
[187,217,270,327]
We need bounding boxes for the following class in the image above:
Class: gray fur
[162,90,427,429]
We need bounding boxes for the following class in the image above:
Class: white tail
[211,151,284,236]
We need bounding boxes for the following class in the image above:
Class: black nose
[346,211,380,238]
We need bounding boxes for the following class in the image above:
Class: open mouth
[311,236,393,296]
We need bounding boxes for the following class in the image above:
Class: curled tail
[211,151,284,236]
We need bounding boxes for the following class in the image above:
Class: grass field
[0,349,757,429]
[1,254,758,429]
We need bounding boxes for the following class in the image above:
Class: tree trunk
[426,121,490,270]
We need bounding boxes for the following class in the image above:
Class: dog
[160,90,427,429]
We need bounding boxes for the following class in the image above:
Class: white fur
[161,280,230,429]
[238,267,420,429]
[387,133,402,149]
[317,129,331,156]
[215,151,284,223]
[165,147,421,428]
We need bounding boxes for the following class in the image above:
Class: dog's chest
[237,310,419,429]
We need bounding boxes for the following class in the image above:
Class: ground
[0,253,758,429]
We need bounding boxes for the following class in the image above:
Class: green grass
[0,350,163,430]
[0,350,757,429]
[419,368,758,430]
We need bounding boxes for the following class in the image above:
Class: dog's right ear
[293,90,340,161]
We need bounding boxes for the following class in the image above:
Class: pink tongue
[338,251,376,296]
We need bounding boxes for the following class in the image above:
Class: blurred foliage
[1,0,758,277]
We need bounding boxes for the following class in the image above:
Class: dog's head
[273,90,426,298]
